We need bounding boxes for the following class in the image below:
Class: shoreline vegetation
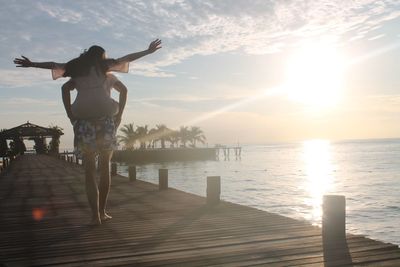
[114,123,212,163]
[118,123,206,150]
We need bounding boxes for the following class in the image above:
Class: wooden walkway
[0,155,399,266]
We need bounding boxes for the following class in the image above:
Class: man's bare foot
[89,217,101,226]
[100,213,112,222]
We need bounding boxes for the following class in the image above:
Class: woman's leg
[83,150,101,225]
[98,150,113,220]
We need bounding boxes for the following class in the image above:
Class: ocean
[116,139,400,246]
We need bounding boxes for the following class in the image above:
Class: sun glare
[284,43,345,108]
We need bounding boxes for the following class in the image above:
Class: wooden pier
[1,155,400,266]
[215,145,242,161]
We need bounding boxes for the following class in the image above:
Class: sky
[1,0,400,149]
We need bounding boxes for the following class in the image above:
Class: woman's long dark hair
[64,45,110,78]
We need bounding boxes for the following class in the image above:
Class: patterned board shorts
[72,116,117,157]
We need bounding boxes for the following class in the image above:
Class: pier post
[129,165,136,182]
[159,169,168,190]
[111,162,117,176]
[0,158,4,171]
[207,176,221,205]
[323,195,346,244]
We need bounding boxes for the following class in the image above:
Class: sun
[283,43,345,108]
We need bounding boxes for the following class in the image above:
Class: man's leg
[83,150,101,225]
[98,150,113,221]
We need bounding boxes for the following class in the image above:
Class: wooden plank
[0,154,399,267]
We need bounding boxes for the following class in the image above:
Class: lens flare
[32,208,46,221]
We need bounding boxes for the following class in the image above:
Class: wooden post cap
[323,195,346,243]
[159,169,168,190]
[129,165,136,182]
[207,176,221,205]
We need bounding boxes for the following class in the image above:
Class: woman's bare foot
[89,217,102,226]
[100,213,112,222]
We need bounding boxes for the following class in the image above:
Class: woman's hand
[13,56,33,67]
[148,39,162,53]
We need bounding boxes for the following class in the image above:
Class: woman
[14,40,162,225]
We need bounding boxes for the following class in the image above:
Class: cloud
[129,62,175,77]
[0,97,57,106]
[37,3,82,24]
[123,0,400,76]
[127,89,276,115]
[365,94,400,113]
[2,0,400,78]
[0,69,60,88]
[368,34,386,41]
[0,69,51,88]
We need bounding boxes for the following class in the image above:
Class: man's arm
[112,81,127,128]
[61,80,76,122]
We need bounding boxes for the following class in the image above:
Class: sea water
[117,139,400,246]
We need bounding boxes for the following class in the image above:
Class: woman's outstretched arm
[14,56,65,69]
[61,79,76,122]
[116,39,162,63]
[112,80,127,128]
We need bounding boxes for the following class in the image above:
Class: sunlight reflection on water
[302,140,335,225]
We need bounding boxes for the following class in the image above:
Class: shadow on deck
[1,155,399,266]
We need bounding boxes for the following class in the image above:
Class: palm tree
[48,124,63,155]
[147,127,158,148]
[178,126,191,148]
[135,125,149,149]
[155,124,173,149]
[166,130,180,148]
[0,129,8,157]
[188,126,206,148]
[118,123,137,150]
